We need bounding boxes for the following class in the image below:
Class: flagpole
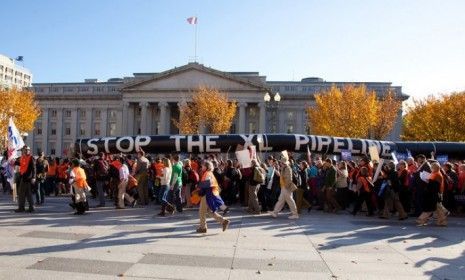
[194,16,198,62]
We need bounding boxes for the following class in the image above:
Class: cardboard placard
[369,146,380,162]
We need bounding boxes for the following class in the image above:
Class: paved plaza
[0,193,463,280]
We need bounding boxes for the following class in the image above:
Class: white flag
[7,117,25,160]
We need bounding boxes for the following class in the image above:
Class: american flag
[187,16,198,25]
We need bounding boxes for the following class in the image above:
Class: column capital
[158,101,168,108]
[139,101,149,107]
[177,100,187,107]
[258,102,266,108]
[122,101,130,107]
[238,102,248,107]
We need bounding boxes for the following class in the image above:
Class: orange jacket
[200,170,220,196]
[72,167,87,188]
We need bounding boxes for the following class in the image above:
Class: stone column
[86,108,92,138]
[41,108,49,154]
[158,102,168,135]
[70,109,77,142]
[139,101,148,134]
[122,102,129,135]
[258,102,266,133]
[128,103,135,135]
[56,109,63,156]
[238,102,247,134]
[101,107,108,136]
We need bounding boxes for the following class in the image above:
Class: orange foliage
[175,87,237,134]
[402,92,465,141]
[0,87,40,138]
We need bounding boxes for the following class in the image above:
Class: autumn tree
[0,87,41,141]
[307,84,402,139]
[175,87,237,134]
[402,91,465,141]
[371,90,403,139]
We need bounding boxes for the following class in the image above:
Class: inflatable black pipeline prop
[75,134,465,158]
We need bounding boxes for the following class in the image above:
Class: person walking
[351,167,374,216]
[134,150,150,206]
[116,157,136,209]
[14,146,36,213]
[416,162,449,226]
[247,159,264,214]
[69,159,88,215]
[269,155,299,219]
[158,158,173,216]
[295,161,311,214]
[323,159,341,213]
[196,160,230,233]
[35,151,48,206]
[170,155,183,213]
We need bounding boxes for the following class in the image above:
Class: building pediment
[121,63,268,93]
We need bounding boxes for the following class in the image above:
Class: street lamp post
[263,92,281,133]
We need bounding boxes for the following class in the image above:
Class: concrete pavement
[0,193,464,280]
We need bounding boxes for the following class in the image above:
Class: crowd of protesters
[3,146,465,230]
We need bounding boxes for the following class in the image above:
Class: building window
[36,122,42,135]
[109,110,117,119]
[136,107,141,117]
[50,122,57,135]
[65,110,71,118]
[94,109,101,120]
[248,122,256,134]
[109,123,116,136]
[51,109,57,118]
[249,107,257,118]
[94,122,101,136]
[49,142,56,155]
[64,123,71,136]
[287,112,294,120]
[80,110,86,119]
[79,123,86,136]
[287,124,294,133]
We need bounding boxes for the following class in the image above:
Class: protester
[170,155,184,213]
[158,158,174,216]
[416,162,449,226]
[35,151,48,205]
[247,159,263,214]
[134,150,150,206]
[295,161,311,213]
[269,155,299,219]
[116,157,136,209]
[196,160,230,233]
[68,159,88,215]
[14,146,36,213]
[352,167,374,216]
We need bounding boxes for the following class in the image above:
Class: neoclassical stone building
[29,63,408,156]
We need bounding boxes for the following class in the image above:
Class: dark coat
[422,179,440,212]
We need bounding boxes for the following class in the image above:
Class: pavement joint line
[298,218,336,278]
[228,214,242,280]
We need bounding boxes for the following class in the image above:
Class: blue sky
[2,0,465,99]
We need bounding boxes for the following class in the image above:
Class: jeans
[35,180,45,204]
[96,180,106,206]
[159,185,170,206]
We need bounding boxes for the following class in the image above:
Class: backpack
[292,168,302,187]
[253,166,266,184]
